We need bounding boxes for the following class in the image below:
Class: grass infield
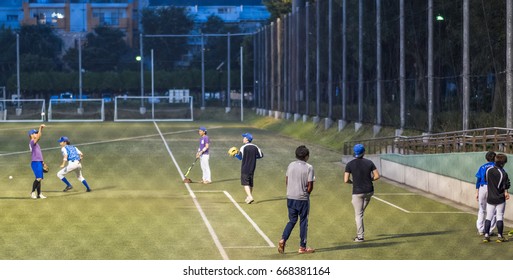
[0,121,511,260]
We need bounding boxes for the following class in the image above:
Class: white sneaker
[38,193,46,199]
[31,192,37,199]
[245,197,254,204]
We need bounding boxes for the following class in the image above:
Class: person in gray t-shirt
[278,145,315,254]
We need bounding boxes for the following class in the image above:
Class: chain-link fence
[253,0,512,133]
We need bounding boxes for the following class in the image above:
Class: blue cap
[28,129,38,136]
[353,144,365,158]
[58,136,69,143]
[242,132,253,142]
[199,126,207,132]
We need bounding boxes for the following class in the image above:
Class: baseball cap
[242,132,253,142]
[353,144,365,158]
[28,129,38,136]
[58,136,69,143]
[199,126,207,132]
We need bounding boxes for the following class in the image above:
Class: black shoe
[63,185,73,192]
[86,188,91,192]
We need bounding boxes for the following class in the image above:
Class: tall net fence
[253,1,511,132]
[139,32,255,114]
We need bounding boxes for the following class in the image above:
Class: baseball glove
[228,146,239,157]
[42,162,49,173]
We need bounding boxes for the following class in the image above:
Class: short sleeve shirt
[286,160,315,201]
[199,135,209,155]
[61,145,82,161]
[29,139,43,162]
[239,143,263,175]
[345,157,377,194]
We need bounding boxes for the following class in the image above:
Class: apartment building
[0,0,139,48]
[0,0,269,49]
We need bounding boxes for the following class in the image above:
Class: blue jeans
[281,199,310,248]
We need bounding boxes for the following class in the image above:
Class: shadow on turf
[315,230,454,253]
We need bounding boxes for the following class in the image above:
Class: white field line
[0,126,223,157]
[153,122,229,260]
[373,196,411,213]
[194,190,275,248]
[373,195,468,214]
[223,191,275,247]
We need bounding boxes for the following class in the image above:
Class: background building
[0,0,269,50]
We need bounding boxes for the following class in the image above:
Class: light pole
[16,33,21,116]
[78,35,84,114]
[139,33,145,114]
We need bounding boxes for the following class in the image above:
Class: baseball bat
[184,157,198,177]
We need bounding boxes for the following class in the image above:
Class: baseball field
[0,119,512,262]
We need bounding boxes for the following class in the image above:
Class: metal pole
[358,0,363,122]
[16,33,20,108]
[328,0,332,119]
[316,1,320,117]
[227,32,231,109]
[241,46,244,122]
[342,0,346,121]
[376,0,382,126]
[151,49,154,119]
[305,2,310,116]
[400,0,405,130]
[508,0,513,128]
[140,33,144,109]
[78,37,82,99]
[462,0,469,130]
[201,34,205,109]
[427,0,434,132]
[271,22,275,111]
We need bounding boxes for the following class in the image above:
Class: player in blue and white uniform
[57,136,91,192]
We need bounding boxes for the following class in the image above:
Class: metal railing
[344,127,513,156]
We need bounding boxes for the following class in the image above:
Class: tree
[263,0,292,22]
[0,27,16,85]
[19,24,63,72]
[140,7,194,71]
[63,26,131,72]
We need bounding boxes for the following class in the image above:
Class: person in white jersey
[57,136,91,192]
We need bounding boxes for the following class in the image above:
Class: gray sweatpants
[351,192,374,239]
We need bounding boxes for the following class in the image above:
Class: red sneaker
[278,239,286,254]
[298,247,315,254]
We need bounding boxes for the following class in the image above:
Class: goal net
[48,99,105,122]
[0,99,45,122]
[114,95,193,122]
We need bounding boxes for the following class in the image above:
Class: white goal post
[114,96,194,122]
[48,99,105,122]
[0,99,45,122]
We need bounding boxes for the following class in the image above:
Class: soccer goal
[114,96,193,122]
[48,99,105,122]
[0,99,45,122]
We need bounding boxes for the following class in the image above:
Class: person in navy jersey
[57,136,91,192]
[28,124,47,199]
[475,151,496,235]
[234,132,263,204]
[483,153,510,243]
[196,126,211,184]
